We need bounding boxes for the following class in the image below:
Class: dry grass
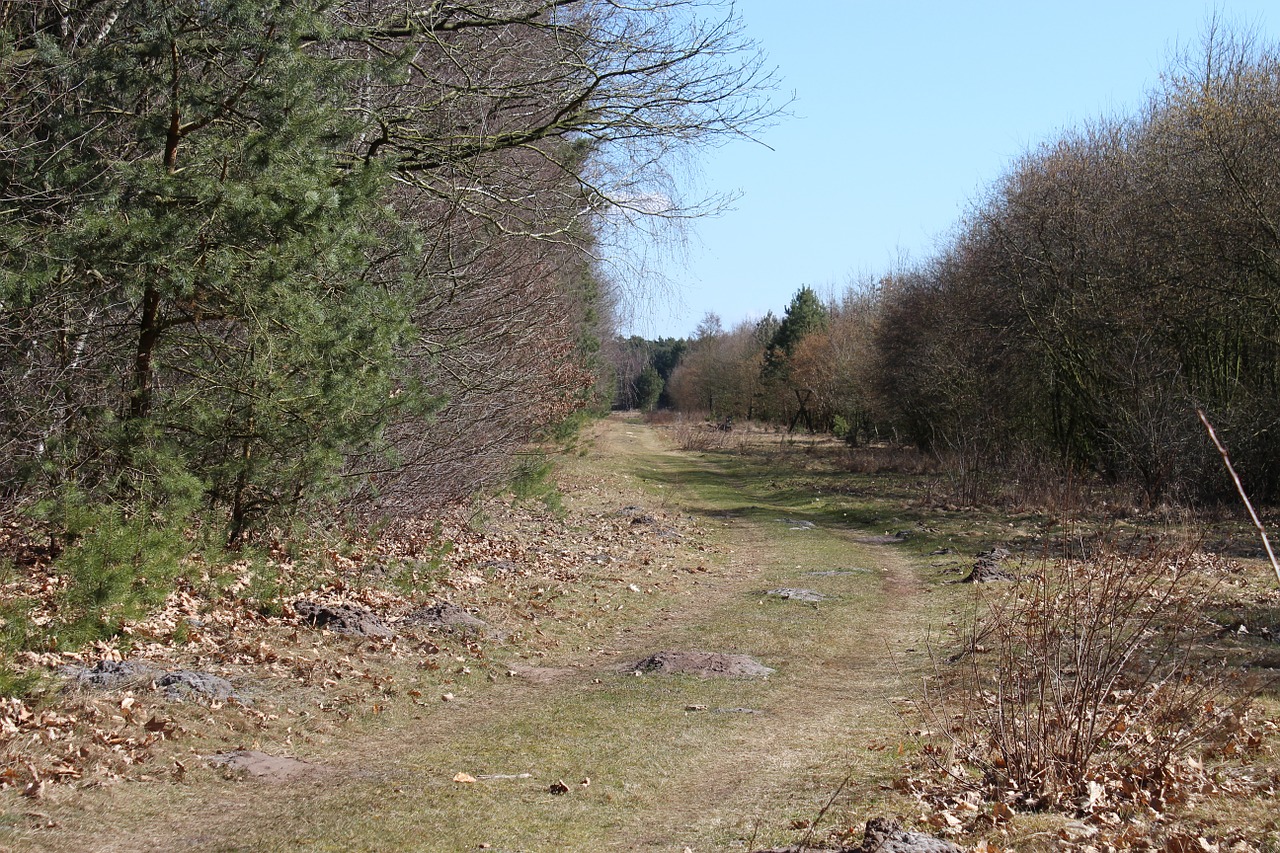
[6,416,1279,851]
[0,415,936,852]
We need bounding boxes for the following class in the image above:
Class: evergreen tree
[0,1,417,538]
[767,286,829,362]
[634,365,664,412]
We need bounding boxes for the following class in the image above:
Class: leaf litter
[0,472,715,804]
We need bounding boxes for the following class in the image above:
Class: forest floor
[2,414,1279,852]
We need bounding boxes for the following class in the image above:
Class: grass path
[21,417,940,852]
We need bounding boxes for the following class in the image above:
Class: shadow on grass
[625,435,1280,576]
[624,444,1005,561]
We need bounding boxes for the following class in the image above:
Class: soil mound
[962,546,1016,583]
[207,750,321,783]
[61,660,160,690]
[766,587,826,602]
[751,817,963,852]
[62,661,244,704]
[401,601,494,636]
[629,650,774,678]
[856,532,911,545]
[294,600,396,638]
[157,670,240,703]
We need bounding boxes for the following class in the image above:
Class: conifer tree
[1,1,416,537]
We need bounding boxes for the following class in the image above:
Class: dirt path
[578,418,930,848]
[16,417,936,852]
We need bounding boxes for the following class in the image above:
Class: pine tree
[1,1,417,538]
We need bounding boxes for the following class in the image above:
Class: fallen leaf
[990,802,1014,823]
[143,716,173,734]
[1084,779,1106,811]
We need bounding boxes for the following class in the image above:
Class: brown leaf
[143,716,173,734]
[990,802,1014,823]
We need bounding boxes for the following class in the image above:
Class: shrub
[509,453,565,516]
[0,598,38,697]
[30,486,200,651]
[922,542,1254,813]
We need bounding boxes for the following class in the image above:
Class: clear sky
[621,0,1278,339]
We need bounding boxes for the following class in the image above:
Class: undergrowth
[508,452,565,516]
[916,541,1265,820]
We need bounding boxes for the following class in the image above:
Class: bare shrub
[643,410,677,426]
[845,444,936,476]
[670,415,731,452]
[921,543,1257,813]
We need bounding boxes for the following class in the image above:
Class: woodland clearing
[1,415,1278,852]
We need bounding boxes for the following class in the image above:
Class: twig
[1197,409,1280,585]
[799,769,854,851]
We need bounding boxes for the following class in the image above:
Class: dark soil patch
[294,600,396,638]
[627,650,774,678]
[401,601,497,637]
[961,547,1017,583]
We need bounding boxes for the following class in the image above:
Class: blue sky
[621,1,1277,339]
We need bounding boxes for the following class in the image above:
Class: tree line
[624,25,1280,506]
[0,0,777,543]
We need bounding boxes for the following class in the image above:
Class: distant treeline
[614,26,1280,505]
